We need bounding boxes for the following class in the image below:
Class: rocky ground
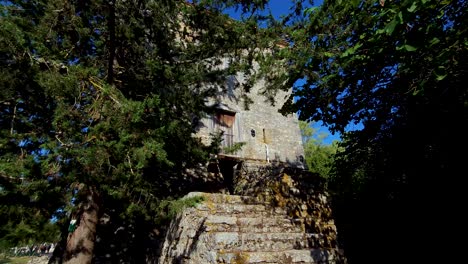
[26,255,49,264]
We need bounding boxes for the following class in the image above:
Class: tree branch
[107,0,116,84]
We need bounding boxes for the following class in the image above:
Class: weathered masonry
[158,63,347,263]
[195,69,305,168]
[158,190,346,264]
[155,6,346,263]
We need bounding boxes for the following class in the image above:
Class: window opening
[299,155,305,163]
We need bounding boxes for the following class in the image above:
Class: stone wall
[156,164,346,263]
[234,162,337,242]
[195,71,305,167]
[157,192,346,264]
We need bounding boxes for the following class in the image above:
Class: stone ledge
[203,215,304,233]
[216,249,341,263]
[184,192,270,205]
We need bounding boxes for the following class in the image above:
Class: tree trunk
[63,186,100,264]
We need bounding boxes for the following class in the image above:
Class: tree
[299,121,339,178]
[265,0,468,263]
[0,0,275,262]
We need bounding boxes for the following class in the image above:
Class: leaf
[407,2,418,13]
[376,28,386,35]
[398,11,403,23]
[412,88,422,96]
[341,43,362,58]
[434,66,447,81]
[403,44,418,51]
[303,7,319,15]
[385,19,399,35]
[435,74,447,81]
[429,37,440,46]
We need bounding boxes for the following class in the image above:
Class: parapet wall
[234,162,340,248]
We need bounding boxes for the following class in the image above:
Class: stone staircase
[158,192,345,264]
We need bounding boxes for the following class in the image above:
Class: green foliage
[0,219,60,250]
[222,142,246,155]
[0,0,274,259]
[268,0,468,262]
[158,195,205,221]
[299,121,340,178]
[280,0,468,135]
[0,256,30,264]
[303,141,338,178]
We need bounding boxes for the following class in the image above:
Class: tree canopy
[0,0,276,262]
[299,121,339,178]
[266,0,467,263]
[1,0,467,263]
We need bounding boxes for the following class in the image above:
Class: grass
[0,256,31,264]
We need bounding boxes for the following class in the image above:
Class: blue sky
[226,0,323,21]
[225,0,341,145]
[266,0,324,18]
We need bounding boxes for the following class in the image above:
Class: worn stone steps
[185,192,271,205]
[216,249,342,263]
[199,232,334,252]
[203,215,304,233]
[185,192,289,218]
[199,231,308,251]
[191,204,288,219]
[158,192,344,263]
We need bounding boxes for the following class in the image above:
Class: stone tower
[195,63,305,169]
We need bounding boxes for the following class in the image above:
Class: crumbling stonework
[176,38,342,262]
[157,190,346,264]
[234,162,339,246]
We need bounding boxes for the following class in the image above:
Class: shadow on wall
[157,213,207,264]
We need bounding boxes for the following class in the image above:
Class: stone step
[199,230,335,250]
[183,192,289,218]
[184,192,271,205]
[202,231,309,251]
[158,192,346,263]
[216,249,341,263]
[192,203,288,218]
[204,215,304,233]
[195,201,266,213]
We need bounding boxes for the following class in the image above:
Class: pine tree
[0,0,275,262]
